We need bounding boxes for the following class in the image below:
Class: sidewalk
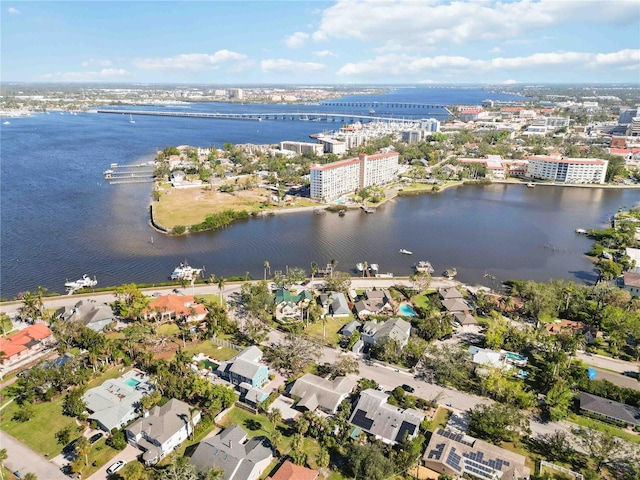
[0,430,68,480]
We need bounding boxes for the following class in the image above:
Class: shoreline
[151,179,640,236]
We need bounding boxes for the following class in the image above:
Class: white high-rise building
[526,153,608,184]
[310,152,399,201]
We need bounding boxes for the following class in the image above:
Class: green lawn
[182,340,238,362]
[429,407,451,431]
[195,294,224,305]
[0,395,79,457]
[158,323,179,335]
[86,365,131,389]
[304,316,354,346]
[567,414,640,444]
[219,407,293,451]
[82,438,121,478]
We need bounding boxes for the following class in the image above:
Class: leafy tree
[55,426,74,446]
[63,388,87,417]
[120,461,149,480]
[12,402,34,422]
[544,379,574,421]
[140,389,162,412]
[24,473,37,480]
[106,429,127,450]
[113,283,149,319]
[345,443,395,480]
[0,448,8,480]
[575,429,626,470]
[323,271,352,293]
[75,436,91,467]
[316,447,330,469]
[19,287,48,322]
[267,408,282,425]
[345,330,361,350]
[536,431,573,463]
[467,403,530,444]
[265,334,321,376]
[161,455,200,480]
[326,355,360,377]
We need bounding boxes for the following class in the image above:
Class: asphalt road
[0,430,69,480]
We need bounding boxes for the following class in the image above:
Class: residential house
[319,292,351,318]
[126,398,200,465]
[545,319,603,345]
[273,288,313,321]
[361,318,412,348]
[55,299,115,332]
[340,321,360,338]
[216,346,270,388]
[579,392,640,427]
[349,389,424,445]
[438,287,464,300]
[468,346,509,369]
[267,460,319,480]
[453,312,478,328]
[423,428,530,480]
[144,294,208,323]
[0,323,53,366]
[83,369,154,431]
[190,424,273,480]
[289,373,357,414]
[237,383,269,409]
[622,272,640,296]
[442,298,471,314]
[354,289,394,318]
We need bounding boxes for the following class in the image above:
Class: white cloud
[133,50,251,72]
[313,50,335,58]
[313,0,640,49]
[7,7,20,14]
[337,49,640,78]
[42,68,131,82]
[501,79,519,85]
[261,59,326,74]
[284,32,309,48]
[82,58,113,68]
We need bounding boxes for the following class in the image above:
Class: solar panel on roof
[395,420,416,443]
[351,409,374,430]
[427,443,446,460]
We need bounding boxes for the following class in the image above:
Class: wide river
[1,87,638,298]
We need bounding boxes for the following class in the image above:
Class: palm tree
[362,261,368,278]
[216,277,226,305]
[0,448,8,480]
[310,261,318,284]
[188,407,199,440]
[263,261,270,281]
[330,259,338,277]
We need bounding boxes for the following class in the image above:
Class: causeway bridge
[96,109,432,123]
[322,101,450,111]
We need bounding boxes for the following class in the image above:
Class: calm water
[1,87,636,298]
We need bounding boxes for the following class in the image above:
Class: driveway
[85,444,141,480]
[0,431,68,480]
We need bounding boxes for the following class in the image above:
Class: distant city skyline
[2,0,639,84]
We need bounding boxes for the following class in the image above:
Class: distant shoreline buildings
[526,153,608,184]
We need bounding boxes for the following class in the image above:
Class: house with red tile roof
[143,294,208,322]
[267,460,319,480]
[0,323,53,364]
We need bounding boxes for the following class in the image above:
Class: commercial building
[280,141,324,156]
[526,153,608,184]
[310,151,399,201]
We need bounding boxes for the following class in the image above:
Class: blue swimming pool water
[125,378,141,387]
[399,304,417,317]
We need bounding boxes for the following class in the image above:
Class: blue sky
[2,0,639,84]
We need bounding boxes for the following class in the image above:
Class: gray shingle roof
[126,398,196,445]
[290,373,357,413]
[349,389,424,444]
[579,392,640,426]
[190,425,273,480]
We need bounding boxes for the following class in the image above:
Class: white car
[106,460,126,475]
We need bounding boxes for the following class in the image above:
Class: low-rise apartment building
[310,151,399,201]
[526,153,608,184]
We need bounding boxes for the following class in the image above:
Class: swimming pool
[125,378,141,387]
[399,304,417,317]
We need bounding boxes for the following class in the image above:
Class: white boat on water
[65,274,97,291]
[399,249,413,255]
[129,114,135,124]
[369,263,379,272]
[2,121,10,125]
[575,228,588,234]
[170,263,203,281]
[356,263,364,272]
[414,260,434,274]
[526,183,535,188]
[443,268,457,278]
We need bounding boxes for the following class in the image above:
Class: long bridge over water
[96,109,440,123]
[321,101,449,111]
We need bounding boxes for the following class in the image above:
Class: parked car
[89,432,103,444]
[106,460,126,475]
[401,384,415,393]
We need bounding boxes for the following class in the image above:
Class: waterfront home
[267,460,319,480]
[273,288,313,322]
[216,346,270,388]
[361,317,412,348]
[288,373,357,414]
[126,398,200,465]
[441,298,471,314]
[55,299,115,332]
[318,292,350,317]
[438,287,464,300]
[190,424,273,480]
[453,312,478,328]
[0,323,53,366]
[349,389,424,445]
[579,392,640,428]
[354,289,394,318]
[143,294,208,323]
[83,369,154,431]
[423,428,530,480]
